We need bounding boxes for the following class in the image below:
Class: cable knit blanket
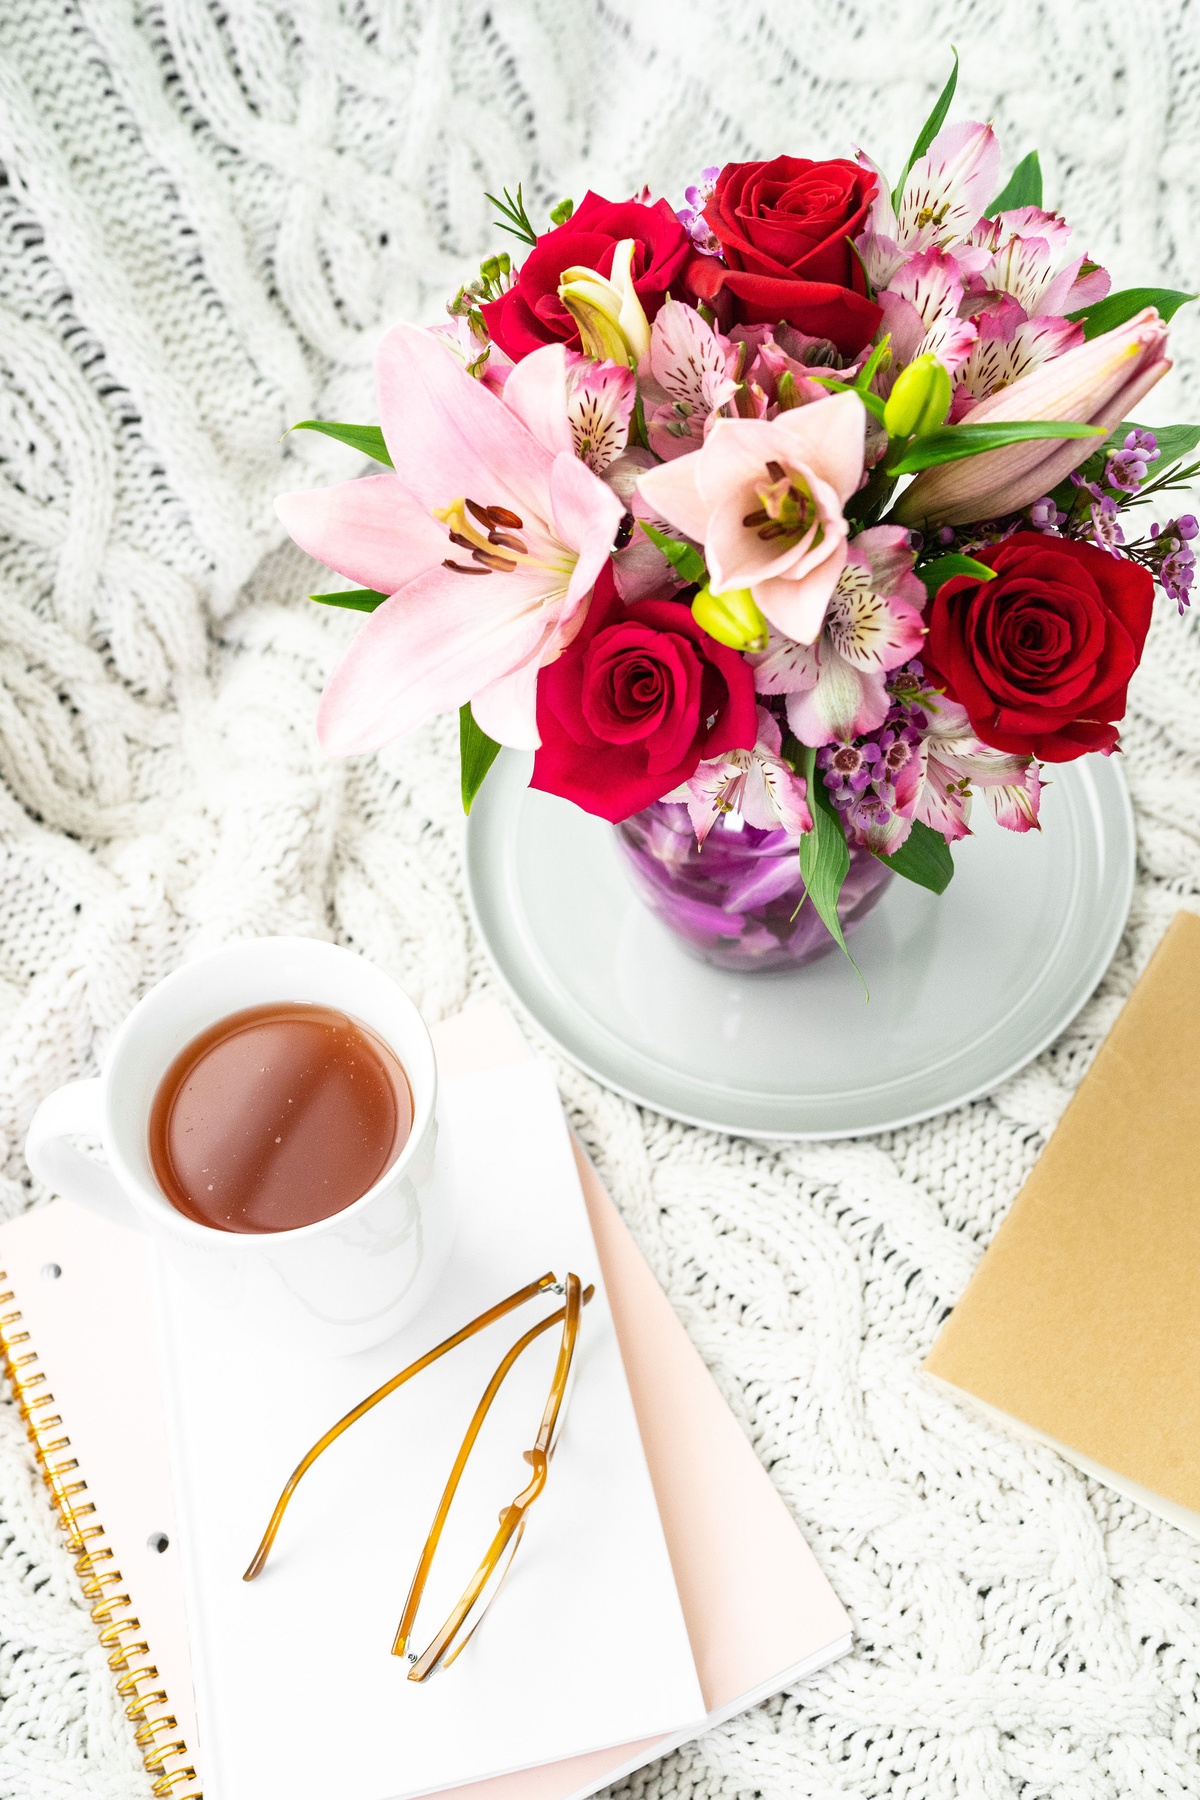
[1,4,1198,1796]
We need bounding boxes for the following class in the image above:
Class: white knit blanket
[1,4,1198,1796]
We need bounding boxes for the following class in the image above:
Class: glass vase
[613,799,892,973]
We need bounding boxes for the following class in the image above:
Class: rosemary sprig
[485,184,538,247]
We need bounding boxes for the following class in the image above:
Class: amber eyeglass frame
[243,1270,592,1681]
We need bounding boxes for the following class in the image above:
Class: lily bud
[883,353,952,439]
[558,239,652,369]
[895,308,1172,527]
[691,585,769,653]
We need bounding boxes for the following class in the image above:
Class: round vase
[613,800,893,973]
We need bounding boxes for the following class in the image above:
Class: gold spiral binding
[0,1271,203,1799]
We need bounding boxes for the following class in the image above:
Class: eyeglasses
[243,1270,592,1680]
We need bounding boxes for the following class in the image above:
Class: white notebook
[154,1058,706,1800]
[2,1002,852,1800]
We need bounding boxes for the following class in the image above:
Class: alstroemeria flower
[276,327,624,753]
[912,691,1042,840]
[949,304,1083,420]
[751,526,927,744]
[855,121,1000,291]
[876,249,978,388]
[645,299,741,460]
[637,392,866,644]
[962,206,1110,320]
[668,706,812,844]
[565,355,636,472]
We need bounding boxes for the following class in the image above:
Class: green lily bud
[883,353,952,439]
[691,585,769,653]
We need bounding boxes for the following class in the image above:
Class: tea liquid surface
[148,1003,413,1233]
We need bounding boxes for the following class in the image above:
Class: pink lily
[668,707,812,845]
[276,326,623,753]
[751,527,926,744]
[893,307,1171,526]
[855,121,1001,291]
[636,393,866,644]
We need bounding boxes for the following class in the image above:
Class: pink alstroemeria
[855,121,1000,291]
[876,248,978,388]
[963,207,1110,320]
[668,707,812,845]
[911,693,1042,840]
[276,326,624,753]
[646,299,741,459]
[636,393,867,644]
[565,355,636,473]
[751,527,927,744]
[894,308,1171,526]
[948,304,1083,420]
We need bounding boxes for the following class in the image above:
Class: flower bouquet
[278,54,1196,973]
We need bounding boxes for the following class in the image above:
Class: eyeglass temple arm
[242,1273,560,1581]
[392,1279,593,1660]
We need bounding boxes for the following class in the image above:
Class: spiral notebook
[0,1000,851,1800]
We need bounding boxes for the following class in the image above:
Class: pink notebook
[0,1002,850,1799]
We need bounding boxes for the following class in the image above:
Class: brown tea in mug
[148,1003,414,1233]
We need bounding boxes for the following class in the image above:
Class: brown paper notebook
[924,910,1200,1534]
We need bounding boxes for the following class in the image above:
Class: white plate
[466,751,1135,1139]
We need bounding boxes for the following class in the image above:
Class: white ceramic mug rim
[99,936,436,1248]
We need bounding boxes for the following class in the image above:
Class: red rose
[530,566,758,821]
[699,157,882,358]
[924,533,1155,762]
[481,191,690,362]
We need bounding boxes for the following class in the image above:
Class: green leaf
[309,588,388,612]
[1066,287,1196,339]
[915,554,997,597]
[986,150,1043,216]
[873,819,955,894]
[891,48,958,211]
[792,741,866,993]
[1108,419,1200,465]
[809,373,887,421]
[639,520,707,587]
[460,704,501,814]
[888,419,1102,474]
[290,420,393,467]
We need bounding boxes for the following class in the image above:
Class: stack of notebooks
[0,1000,852,1800]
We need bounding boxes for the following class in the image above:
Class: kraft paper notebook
[925,909,1200,1536]
[0,1000,851,1800]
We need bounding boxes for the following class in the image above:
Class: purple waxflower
[1090,494,1125,556]
[1029,494,1067,531]
[1148,516,1197,611]
[677,167,721,255]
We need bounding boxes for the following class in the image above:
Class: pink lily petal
[502,344,575,458]
[275,475,446,596]
[754,555,848,644]
[550,453,625,612]
[635,453,710,543]
[470,652,546,750]
[316,565,552,755]
[984,765,1042,832]
[375,321,555,524]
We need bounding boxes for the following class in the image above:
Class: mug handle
[25,1079,141,1231]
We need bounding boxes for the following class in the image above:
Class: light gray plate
[466,750,1135,1139]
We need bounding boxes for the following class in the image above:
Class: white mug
[25,937,450,1356]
